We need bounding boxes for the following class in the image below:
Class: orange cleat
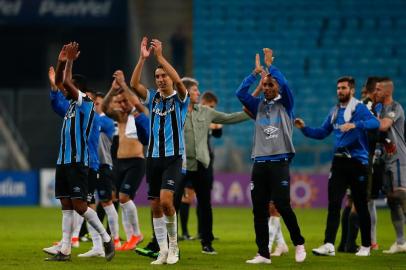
[114,238,122,250]
[371,243,379,250]
[119,234,144,251]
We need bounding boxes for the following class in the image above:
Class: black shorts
[96,164,114,202]
[55,162,89,201]
[87,168,98,204]
[146,156,183,200]
[115,157,145,199]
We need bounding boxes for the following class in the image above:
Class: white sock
[61,210,74,255]
[368,200,377,244]
[87,222,103,252]
[274,217,286,246]
[120,203,133,240]
[153,217,168,252]
[82,207,111,243]
[268,216,278,250]
[121,200,141,237]
[72,211,84,238]
[164,213,177,245]
[103,204,119,240]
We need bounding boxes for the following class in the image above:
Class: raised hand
[253,53,264,75]
[294,118,305,129]
[113,70,126,87]
[140,37,152,59]
[65,42,80,61]
[151,39,163,57]
[263,48,274,67]
[58,45,68,62]
[48,66,58,91]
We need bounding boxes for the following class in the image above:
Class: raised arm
[102,79,121,120]
[114,70,146,114]
[55,45,67,90]
[130,37,151,101]
[263,48,294,117]
[151,39,188,100]
[62,42,81,101]
[48,66,58,91]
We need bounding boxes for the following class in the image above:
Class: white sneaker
[312,243,335,256]
[271,243,289,256]
[43,244,61,255]
[355,246,370,256]
[78,249,105,258]
[295,244,306,262]
[246,254,271,264]
[151,250,168,265]
[383,242,406,254]
[166,244,180,264]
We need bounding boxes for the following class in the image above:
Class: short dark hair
[377,76,392,83]
[337,76,355,89]
[364,76,380,93]
[95,92,105,98]
[72,74,88,92]
[201,91,218,104]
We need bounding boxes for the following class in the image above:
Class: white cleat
[166,244,180,264]
[383,242,406,254]
[43,244,61,255]
[246,254,271,264]
[355,246,370,256]
[78,249,105,258]
[151,250,168,265]
[312,243,335,256]
[295,244,307,262]
[271,243,289,256]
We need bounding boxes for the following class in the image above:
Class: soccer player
[130,37,188,265]
[295,76,380,257]
[44,42,114,261]
[236,49,306,264]
[374,78,406,254]
[77,91,121,257]
[102,70,147,251]
[174,77,249,255]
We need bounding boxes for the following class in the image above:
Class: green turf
[0,206,404,269]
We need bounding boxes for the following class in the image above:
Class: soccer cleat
[295,244,307,262]
[271,243,289,256]
[202,245,218,255]
[355,246,370,256]
[151,250,168,265]
[119,234,144,250]
[43,244,61,256]
[71,237,79,248]
[103,238,115,261]
[371,243,379,250]
[114,238,121,250]
[135,247,159,259]
[246,254,271,264]
[383,242,406,254]
[78,249,105,258]
[312,243,335,256]
[45,252,71,261]
[166,244,180,264]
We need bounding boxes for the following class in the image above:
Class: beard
[337,93,351,103]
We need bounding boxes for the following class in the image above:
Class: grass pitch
[0,206,405,270]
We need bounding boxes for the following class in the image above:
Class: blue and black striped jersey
[143,89,189,158]
[50,90,95,166]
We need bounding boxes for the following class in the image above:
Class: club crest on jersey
[263,126,279,139]
[65,104,76,119]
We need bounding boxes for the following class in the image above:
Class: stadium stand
[193,0,406,169]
